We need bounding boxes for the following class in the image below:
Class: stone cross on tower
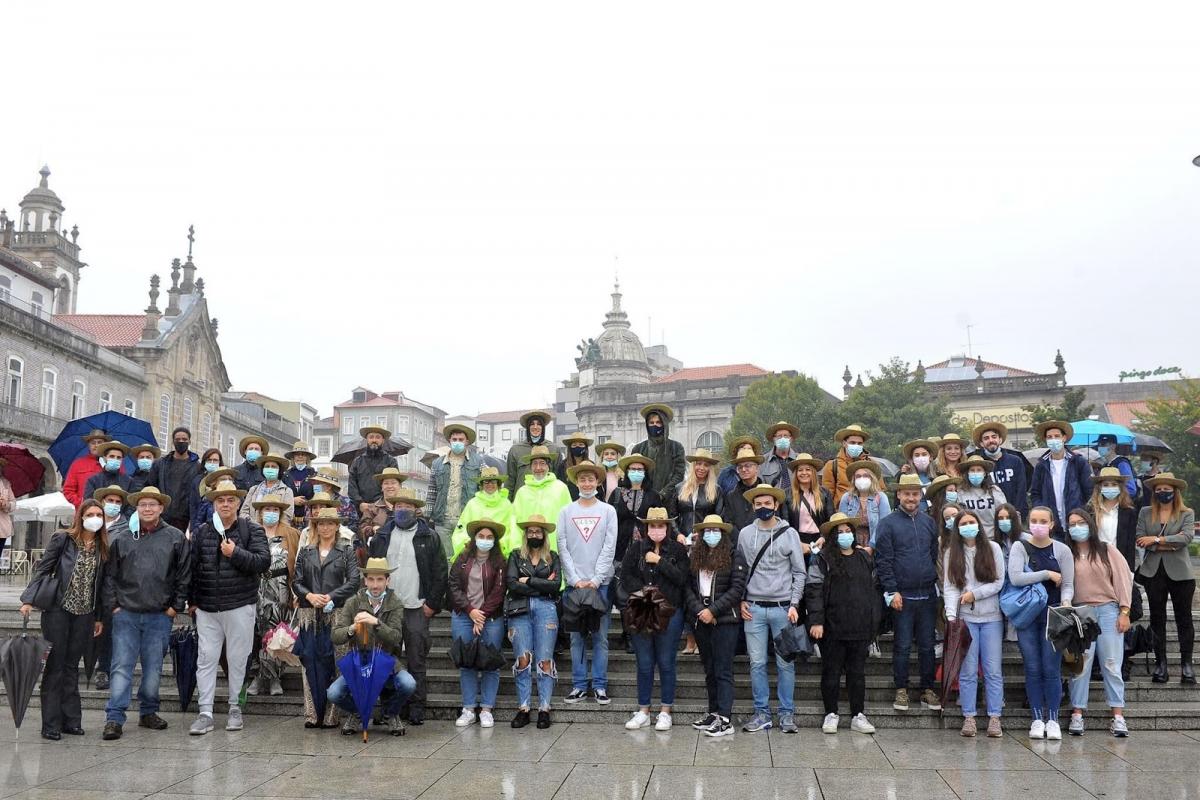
[141,275,162,341]
[181,225,197,293]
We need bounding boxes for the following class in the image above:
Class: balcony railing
[11,229,80,259]
[0,403,64,444]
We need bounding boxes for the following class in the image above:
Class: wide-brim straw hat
[637,507,676,525]
[311,507,343,525]
[971,421,1008,445]
[239,435,269,456]
[92,484,128,503]
[359,425,391,440]
[519,410,553,428]
[594,441,626,458]
[1035,420,1074,443]
[391,487,426,508]
[786,453,824,471]
[894,473,926,492]
[516,514,556,532]
[476,466,505,485]
[730,445,764,466]
[311,472,342,491]
[742,483,785,504]
[374,466,408,485]
[466,517,506,536]
[128,486,172,507]
[562,433,594,448]
[901,439,940,462]
[924,475,956,500]
[285,441,317,460]
[362,557,396,576]
[937,433,968,451]
[1094,466,1128,485]
[618,454,655,472]
[308,492,339,508]
[567,460,606,484]
[692,513,732,534]
[521,445,558,466]
[846,459,882,480]
[205,480,247,501]
[960,454,995,473]
[81,428,108,444]
[685,448,720,465]
[201,467,238,490]
[835,424,870,443]
[251,493,290,510]
[1146,472,1187,491]
[639,403,674,423]
[96,440,130,457]
[765,421,800,440]
[130,442,161,459]
[820,512,857,537]
[443,423,477,445]
[258,453,292,471]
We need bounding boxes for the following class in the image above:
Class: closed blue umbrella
[293,619,336,724]
[336,645,396,742]
[1068,419,1134,447]
[48,410,158,478]
[169,622,199,711]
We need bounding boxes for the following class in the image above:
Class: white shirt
[387,524,424,609]
[698,569,714,597]
[1049,458,1068,524]
[1097,504,1119,546]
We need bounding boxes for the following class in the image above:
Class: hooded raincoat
[631,418,686,497]
[511,473,569,553]
[452,487,517,560]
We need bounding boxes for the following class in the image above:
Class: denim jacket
[837,491,892,546]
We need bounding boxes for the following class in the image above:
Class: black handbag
[25,571,60,611]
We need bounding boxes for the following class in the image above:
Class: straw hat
[637,506,676,525]
[937,433,968,451]
[205,480,246,501]
[846,459,882,480]
[819,512,857,537]
[128,485,171,506]
[519,410,553,428]
[1146,472,1187,491]
[639,403,674,423]
[517,514,556,532]
[201,467,238,489]
[359,425,391,440]
[251,493,290,510]
[311,471,342,492]
[595,441,626,458]
[374,466,408,485]
[562,433,594,448]
[901,439,939,462]
[924,475,956,501]
[308,492,338,508]
[971,421,1008,445]
[1094,466,1127,485]
[691,513,732,534]
[835,424,870,443]
[742,483,785,504]
[726,435,762,457]
[96,440,129,457]
[476,466,505,485]
[130,442,161,459]
[443,423,476,445]
[1035,420,1074,443]
[362,558,396,576]
[81,428,109,444]
[730,444,764,466]
[566,460,606,484]
[239,435,269,456]
[92,484,128,503]
[311,507,342,525]
[685,448,720,465]
[466,517,506,536]
[258,453,291,471]
[618,453,655,472]
[765,421,800,440]
[521,444,558,466]
[285,441,317,460]
[785,453,824,472]
[391,487,425,508]
[960,454,995,473]
[894,474,926,492]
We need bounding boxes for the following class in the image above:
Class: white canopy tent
[12,491,75,524]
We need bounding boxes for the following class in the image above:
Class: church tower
[10,165,85,313]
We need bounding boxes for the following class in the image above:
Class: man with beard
[505,411,559,498]
[349,426,400,518]
[631,404,686,497]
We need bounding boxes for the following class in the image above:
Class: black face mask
[174,441,189,454]
[647,424,665,437]
[1155,490,1176,505]
[569,446,587,458]
[526,536,545,550]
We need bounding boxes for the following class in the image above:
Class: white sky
[4,2,1198,419]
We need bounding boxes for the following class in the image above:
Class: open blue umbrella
[336,645,396,742]
[48,410,157,478]
[293,619,336,724]
[1068,419,1134,447]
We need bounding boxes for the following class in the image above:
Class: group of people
[15,408,1196,742]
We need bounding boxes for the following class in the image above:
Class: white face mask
[854,476,873,492]
[83,516,104,533]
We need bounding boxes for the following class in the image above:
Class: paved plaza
[3,709,1200,800]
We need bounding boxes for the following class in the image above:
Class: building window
[227,436,236,465]
[479,429,489,441]
[183,397,194,431]
[70,380,86,418]
[5,357,23,407]
[316,437,331,458]
[397,453,409,469]
[159,394,172,443]
[0,276,10,303]
[696,431,723,454]
[124,398,136,416]
[30,291,44,317]
[376,415,388,429]
[502,429,512,441]
[342,415,354,435]
[40,369,56,416]
[98,390,112,412]
[360,416,370,431]
[201,412,212,448]
[396,416,410,435]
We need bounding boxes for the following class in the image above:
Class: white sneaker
[851,713,876,734]
[1045,720,1062,740]
[654,712,672,731]
[822,713,839,734]
[1029,719,1046,739]
[625,711,651,730]
[479,709,494,729]
[455,708,476,727]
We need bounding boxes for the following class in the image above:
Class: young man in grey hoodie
[737,483,806,733]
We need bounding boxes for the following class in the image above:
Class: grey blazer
[1136,507,1196,582]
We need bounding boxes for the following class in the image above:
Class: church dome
[596,280,647,364]
[21,166,64,211]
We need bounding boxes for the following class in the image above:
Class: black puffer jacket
[367,518,448,612]
[293,540,361,608]
[684,545,748,625]
[620,537,690,611]
[189,516,271,612]
[664,482,725,538]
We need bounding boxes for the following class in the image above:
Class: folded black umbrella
[622,587,676,635]
[561,587,608,634]
[169,622,199,712]
[0,617,53,737]
[449,637,505,671]
[1047,606,1101,676]
[773,623,813,664]
[940,618,973,711]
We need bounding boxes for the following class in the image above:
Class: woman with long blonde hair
[665,449,723,654]
[788,454,832,555]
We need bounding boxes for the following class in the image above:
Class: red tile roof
[54,314,145,346]
[653,364,767,384]
[1105,401,1150,428]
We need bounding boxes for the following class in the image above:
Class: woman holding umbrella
[449,519,507,728]
[293,506,361,728]
[20,500,109,739]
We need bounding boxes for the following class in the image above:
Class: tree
[726,373,842,459]
[1022,387,1095,426]
[1134,377,1200,510]
[838,358,957,463]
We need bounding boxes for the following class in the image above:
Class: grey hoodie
[736,518,806,605]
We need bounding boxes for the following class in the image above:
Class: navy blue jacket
[232,460,263,492]
[982,447,1031,518]
[84,469,131,507]
[873,508,939,596]
[285,465,316,512]
[717,464,740,495]
[1030,450,1094,536]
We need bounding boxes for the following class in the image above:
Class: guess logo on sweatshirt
[572,516,601,542]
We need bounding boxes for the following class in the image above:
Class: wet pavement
[2,710,1199,799]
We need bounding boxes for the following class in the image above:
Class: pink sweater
[1071,543,1133,608]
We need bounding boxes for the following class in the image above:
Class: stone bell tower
[10,165,85,314]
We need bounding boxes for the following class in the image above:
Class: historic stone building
[332,387,447,496]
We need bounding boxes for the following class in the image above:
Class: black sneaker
[94,671,110,691]
[102,721,122,740]
[593,689,611,705]
[537,711,551,729]
[138,714,168,730]
[692,713,717,731]
[511,710,531,729]
[564,688,589,704]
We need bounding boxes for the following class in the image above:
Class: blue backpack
[999,564,1048,630]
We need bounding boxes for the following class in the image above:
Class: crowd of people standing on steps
[15,408,1196,742]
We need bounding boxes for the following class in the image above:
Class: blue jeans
[105,610,174,724]
[508,597,558,711]
[893,596,937,690]
[327,670,417,718]
[744,603,795,715]
[630,609,684,707]
[959,619,1004,717]
[451,612,504,709]
[1068,602,1125,710]
[568,584,610,692]
[1015,605,1062,721]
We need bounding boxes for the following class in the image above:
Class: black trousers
[1146,564,1195,662]
[400,607,431,715]
[694,622,738,718]
[820,638,869,717]
[40,607,94,733]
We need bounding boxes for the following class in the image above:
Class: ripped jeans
[508,597,558,711]
[1068,602,1125,710]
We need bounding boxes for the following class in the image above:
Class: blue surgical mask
[104,458,121,473]
[1100,486,1120,500]
[959,524,979,539]
[1046,439,1064,453]
[1069,525,1091,541]
[702,530,723,547]
[944,517,956,531]
[204,461,219,473]
[262,467,279,481]
[754,507,774,521]
[774,437,791,451]
[602,458,619,469]
[627,469,645,484]
[322,600,335,613]
[476,537,495,552]
[393,509,415,528]
[449,441,466,455]
[245,450,261,462]
[137,457,154,471]
[366,588,387,602]
[997,519,1012,534]
[845,443,864,458]
[968,472,984,487]
[103,502,123,518]
[944,491,958,504]
[262,511,280,526]
[1096,445,1110,458]
[837,532,855,550]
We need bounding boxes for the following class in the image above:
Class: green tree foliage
[1022,387,1095,426]
[839,358,957,463]
[726,374,842,458]
[1134,378,1200,509]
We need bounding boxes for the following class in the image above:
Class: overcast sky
[4,3,1198,419]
